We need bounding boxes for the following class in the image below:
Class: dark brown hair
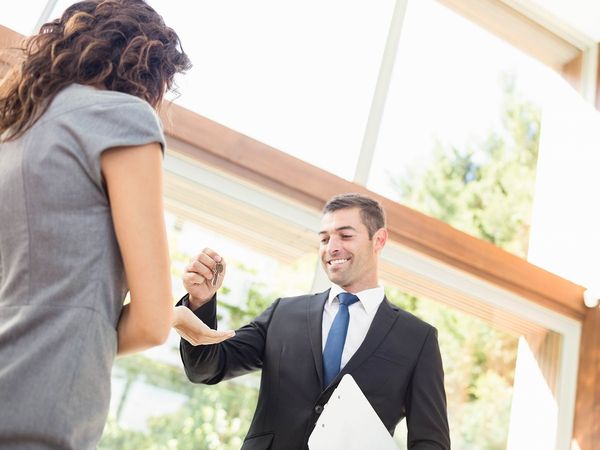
[0,0,191,141]
[323,193,386,239]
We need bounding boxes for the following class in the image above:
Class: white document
[308,374,399,450]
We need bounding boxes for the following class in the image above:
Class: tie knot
[338,292,359,307]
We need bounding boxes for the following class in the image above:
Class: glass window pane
[380,262,564,449]
[99,209,318,449]
[386,288,517,449]
[43,0,392,181]
[2,0,49,35]
[368,0,568,258]
[156,0,393,181]
[83,150,573,449]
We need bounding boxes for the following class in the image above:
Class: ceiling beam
[160,102,586,321]
[437,0,582,70]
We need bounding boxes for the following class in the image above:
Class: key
[212,262,223,287]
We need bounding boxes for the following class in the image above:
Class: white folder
[308,374,399,450]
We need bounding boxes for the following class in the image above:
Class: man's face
[318,207,386,293]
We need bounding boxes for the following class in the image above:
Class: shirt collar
[327,284,385,315]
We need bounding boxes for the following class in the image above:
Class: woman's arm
[101,143,173,355]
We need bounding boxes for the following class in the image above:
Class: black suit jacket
[180,290,450,450]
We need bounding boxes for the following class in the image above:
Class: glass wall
[386,288,520,449]
[99,210,318,449]
[43,0,394,182]
[89,151,573,448]
[95,192,569,449]
[379,270,564,449]
[161,0,393,183]
[367,0,571,258]
[29,0,582,259]
[2,0,48,35]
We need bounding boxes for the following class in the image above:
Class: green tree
[394,74,540,257]
[388,75,540,449]
[98,276,267,450]
[99,234,280,449]
[98,221,317,449]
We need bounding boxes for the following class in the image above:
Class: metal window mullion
[581,44,598,104]
[32,0,60,34]
[353,0,409,186]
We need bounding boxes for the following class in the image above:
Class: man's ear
[372,228,388,252]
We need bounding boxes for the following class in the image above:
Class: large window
[367,0,570,259]
[100,205,318,449]
[39,0,396,181]
[378,243,577,449]
[385,286,520,449]
[158,0,394,182]
[2,0,48,35]
[92,154,578,449]
[29,0,583,260]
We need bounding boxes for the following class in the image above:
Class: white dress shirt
[321,284,385,370]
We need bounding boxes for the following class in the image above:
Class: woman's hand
[172,305,235,346]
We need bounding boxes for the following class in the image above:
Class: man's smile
[327,257,351,266]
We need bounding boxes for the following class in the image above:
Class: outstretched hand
[173,305,235,346]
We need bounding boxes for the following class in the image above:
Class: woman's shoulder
[39,84,161,136]
[45,84,165,156]
[49,84,154,118]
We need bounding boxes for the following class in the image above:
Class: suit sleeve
[406,327,451,450]
[179,294,281,384]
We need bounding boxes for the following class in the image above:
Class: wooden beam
[159,103,586,321]
[0,25,24,81]
[572,307,600,450]
[562,52,583,93]
[0,25,22,48]
[596,43,600,111]
[436,0,581,70]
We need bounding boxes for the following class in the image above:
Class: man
[173,193,450,450]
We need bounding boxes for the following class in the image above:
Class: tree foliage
[387,75,540,448]
[393,75,540,258]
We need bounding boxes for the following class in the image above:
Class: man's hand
[173,306,235,345]
[183,248,226,310]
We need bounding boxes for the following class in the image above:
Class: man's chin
[326,272,345,286]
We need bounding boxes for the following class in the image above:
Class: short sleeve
[54,89,166,188]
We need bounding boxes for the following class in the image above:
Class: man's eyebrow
[318,226,357,235]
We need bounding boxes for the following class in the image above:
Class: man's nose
[326,236,341,253]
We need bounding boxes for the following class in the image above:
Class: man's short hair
[322,193,386,239]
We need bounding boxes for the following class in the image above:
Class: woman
[0,1,202,448]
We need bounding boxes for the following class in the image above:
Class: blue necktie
[323,292,360,387]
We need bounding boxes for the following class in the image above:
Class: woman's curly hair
[0,0,191,141]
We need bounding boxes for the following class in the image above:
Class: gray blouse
[0,84,165,449]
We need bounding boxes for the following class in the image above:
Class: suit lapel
[336,297,399,381]
[308,289,329,388]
